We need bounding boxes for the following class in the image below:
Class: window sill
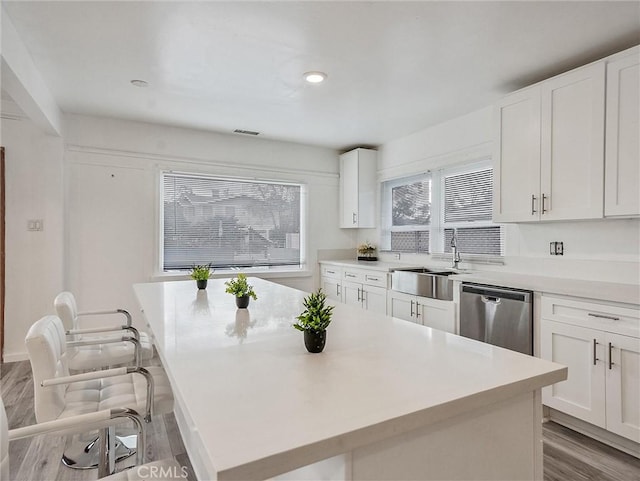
[151,266,313,282]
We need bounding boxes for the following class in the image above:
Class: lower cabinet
[540,295,640,442]
[388,291,456,334]
[343,281,387,314]
[321,276,342,302]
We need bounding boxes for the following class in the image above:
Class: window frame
[159,170,308,274]
[381,159,504,259]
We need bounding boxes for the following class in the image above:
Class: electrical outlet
[395,252,401,260]
[549,241,564,255]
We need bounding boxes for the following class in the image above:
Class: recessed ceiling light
[303,71,327,84]
[130,79,149,88]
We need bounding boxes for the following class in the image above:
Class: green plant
[293,289,335,333]
[224,273,257,300]
[190,263,213,281]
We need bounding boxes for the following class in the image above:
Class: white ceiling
[3,1,639,150]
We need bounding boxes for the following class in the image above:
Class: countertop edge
[216,366,567,481]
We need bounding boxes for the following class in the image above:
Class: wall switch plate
[27,219,44,231]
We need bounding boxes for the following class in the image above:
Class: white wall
[1,115,64,361]
[359,107,640,285]
[63,114,354,332]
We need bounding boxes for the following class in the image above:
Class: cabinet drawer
[541,295,639,338]
[343,268,387,287]
[321,265,342,280]
[363,272,387,288]
[343,269,365,283]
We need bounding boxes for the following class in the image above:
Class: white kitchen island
[134,278,566,481]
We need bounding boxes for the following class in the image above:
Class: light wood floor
[2,360,639,481]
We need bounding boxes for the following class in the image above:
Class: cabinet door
[342,280,362,309]
[605,53,640,217]
[418,298,456,334]
[540,62,605,221]
[540,319,606,427]
[493,85,542,222]
[321,277,342,303]
[362,285,387,315]
[605,332,640,442]
[356,149,377,228]
[388,291,418,324]
[339,150,359,228]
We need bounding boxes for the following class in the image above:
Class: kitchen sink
[390,267,458,300]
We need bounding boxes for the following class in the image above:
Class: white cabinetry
[540,295,640,442]
[605,49,640,217]
[320,265,342,302]
[494,62,606,222]
[342,267,387,314]
[388,291,456,334]
[339,148,377,228]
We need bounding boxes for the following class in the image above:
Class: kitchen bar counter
[134,278,566,481]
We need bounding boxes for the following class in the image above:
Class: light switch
[27,219,44,231]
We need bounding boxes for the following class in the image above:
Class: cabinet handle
[415,302,421,318]
[608,343,614,370]
[345,273,356,278]
[367,277,380,282]
[531,194,537,215]
[352,213,357,225]
[361,289,367,305]
[542,194,548,214]
[410,300,414,317]
[336,284,340,297]
[357,287,361,302]
[588,313,620,321]
[593,339,599,365]
[326,270,336,275]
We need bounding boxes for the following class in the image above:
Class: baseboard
[2,351,29,363]
[548,408,640,458]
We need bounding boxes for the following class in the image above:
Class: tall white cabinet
[339,148,377,228]
[494,62,605,222]
[605,50,640,217]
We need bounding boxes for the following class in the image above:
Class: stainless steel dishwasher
[460,283,533,355]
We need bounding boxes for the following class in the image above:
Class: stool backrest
[25,316,70,423]
[54,291,79,332]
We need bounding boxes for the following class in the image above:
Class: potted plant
[357,241,377,261]
[224,273,257,308]
[190,263,213,289]
[293,289,335,353]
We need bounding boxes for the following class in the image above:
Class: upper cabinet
[494,62,605,222]
[339,148,377,228]
[605,51,640,217]
[494,46,640,223]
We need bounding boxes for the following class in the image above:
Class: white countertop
[134,278,566,481]
[320,259,640,305]
[319,259,418,272]
[453,271,640,306]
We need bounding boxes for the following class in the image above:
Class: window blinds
[163,173,302,270]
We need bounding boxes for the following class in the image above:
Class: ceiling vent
[233,129,260,136]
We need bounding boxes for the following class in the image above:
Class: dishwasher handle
[461,283,532,303]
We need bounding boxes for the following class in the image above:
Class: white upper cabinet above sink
[339,148,377,228]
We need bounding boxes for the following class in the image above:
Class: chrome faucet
[451,231,461,269]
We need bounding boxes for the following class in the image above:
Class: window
[162,172,305,271]
[381,173,431,253]
[381,161,503,257]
